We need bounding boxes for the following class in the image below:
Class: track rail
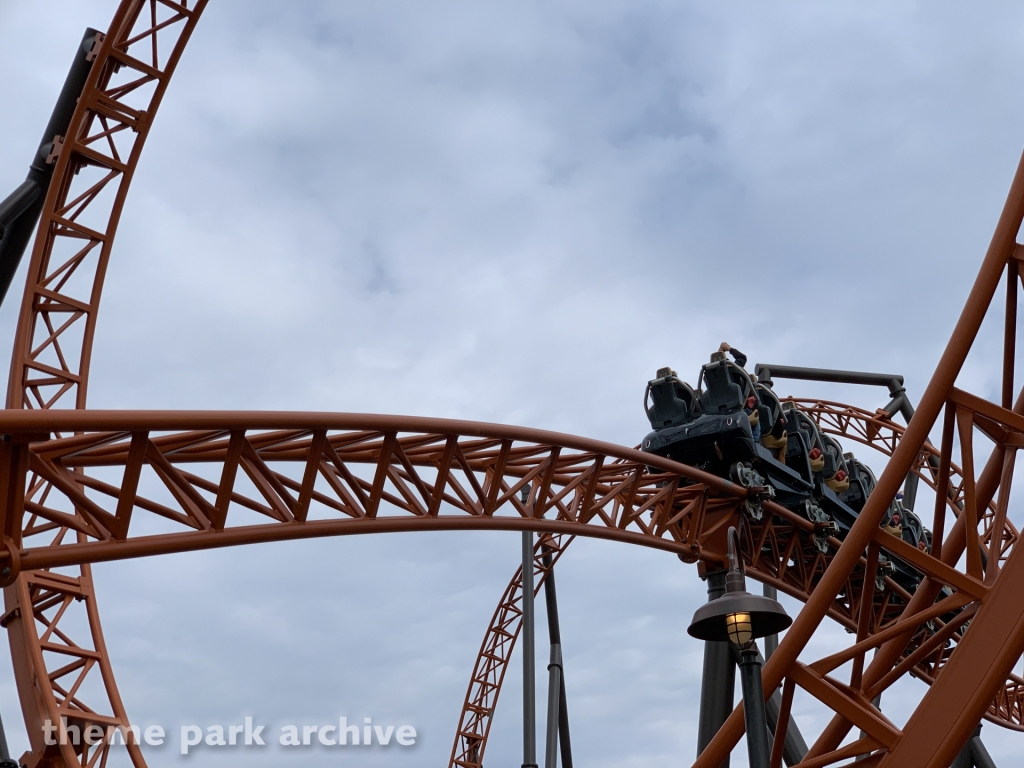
[0,410,748,572]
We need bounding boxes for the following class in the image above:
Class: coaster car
[641,360,935,594]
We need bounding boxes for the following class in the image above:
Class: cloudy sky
[1,1,1024,766]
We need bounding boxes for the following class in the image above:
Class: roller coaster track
[4,1,1024,766]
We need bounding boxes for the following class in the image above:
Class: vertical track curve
[3,3,206,766]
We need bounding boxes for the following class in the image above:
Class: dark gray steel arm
[0,28,99,307]
[697,571,734,768]
[0,180,40,239]
[754,364,904,396]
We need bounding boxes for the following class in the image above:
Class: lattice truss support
[0,413,746,571]
[3,566,143,768]
[0,412,746,767]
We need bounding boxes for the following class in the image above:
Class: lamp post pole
[697,570,735,768]
[687,526,790,768]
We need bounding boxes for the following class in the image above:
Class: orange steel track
[5,1,1024,767]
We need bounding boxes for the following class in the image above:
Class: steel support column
[762,584,778,662]
[522,528,537,768]
[970,725,997,768]
[542,547,572,768]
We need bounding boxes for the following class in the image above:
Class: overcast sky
[2,1,1024,766]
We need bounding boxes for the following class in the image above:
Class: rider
[717,341,747,368]
[717,342,790,461]
[743,395,761,441]
[762,416,788,464]
[881,493,905,538]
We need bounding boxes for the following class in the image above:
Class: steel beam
[0,28,99,306]
[753,364,904,397]
[522,526,537,768]
[542,547,572,768]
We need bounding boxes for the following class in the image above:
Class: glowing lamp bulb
[725,611,753,647]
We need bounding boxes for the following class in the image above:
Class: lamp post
[687,527,791,768]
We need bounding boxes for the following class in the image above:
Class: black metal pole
[541,547,572,768]
[950,741,973,768]
[730,644,808,766]
[557,675,572,768]
[543,643,561,768]
[762,584,778,662]
[737,647,771,768]
[522,503,537,768]
[971,742,997,768]
[0,27,100,308]
[970,723,997,768]
[948,722,1000,768]
[697,571,734,768]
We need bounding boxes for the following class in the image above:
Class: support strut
[522,526,537,768]
[0,27,100,307]
[542,546,572,768]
